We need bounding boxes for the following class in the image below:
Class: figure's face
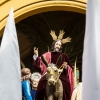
[31,79,39,88]
[25,73,31,80]
[53,40,61,52]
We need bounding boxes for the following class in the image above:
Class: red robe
[32,52,74,100]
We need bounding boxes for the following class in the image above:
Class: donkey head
[41,55,64,85]
[46,63,63,85]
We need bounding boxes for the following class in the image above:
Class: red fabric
[32,52,74,100]
[67,65,74,93]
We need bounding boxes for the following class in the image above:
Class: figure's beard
[53,48,60,52]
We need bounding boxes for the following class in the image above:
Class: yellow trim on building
[0,0,87,36]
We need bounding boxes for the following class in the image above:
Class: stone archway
[0,0,86,36]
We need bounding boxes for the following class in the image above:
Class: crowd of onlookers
[21,68,41,100]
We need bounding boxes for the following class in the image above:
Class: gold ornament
[58,30,65,40]
[50,30,57,40]
[50,30,72,44]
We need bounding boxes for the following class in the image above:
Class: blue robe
[31,90,36,100]
[22,80,32,100]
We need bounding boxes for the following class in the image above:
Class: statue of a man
[32,30,74,100]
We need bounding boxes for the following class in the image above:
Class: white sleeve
[33,54,38,60]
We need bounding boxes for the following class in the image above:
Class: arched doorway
[0,0,86,82]
[16,11,85,83]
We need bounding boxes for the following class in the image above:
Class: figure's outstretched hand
[59,62,68,69]
[62,62,68,69]
[34,47,38,56]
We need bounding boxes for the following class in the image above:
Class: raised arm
[33,47,38,60]
[32,47,48,75]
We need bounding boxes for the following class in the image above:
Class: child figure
[21,68,32,100]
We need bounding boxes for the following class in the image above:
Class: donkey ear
[41,56,48,67]
[56,54,62,68]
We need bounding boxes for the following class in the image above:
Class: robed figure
[32,30,74,100]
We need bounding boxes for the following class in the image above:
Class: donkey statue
[41,55,67,100]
